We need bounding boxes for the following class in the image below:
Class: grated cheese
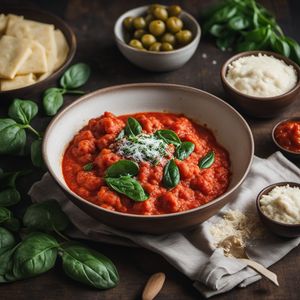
[113,133,169,165]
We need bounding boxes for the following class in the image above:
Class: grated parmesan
[259,185,300,224]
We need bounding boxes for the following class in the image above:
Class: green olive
[166,16,183,33]
[175,30,193,45]
[123,17,133,31]
[133,17,146,30]
[141,34,156,48]
[161,33,176,46]
[148,4,164,14]
[152,7,168,21]
[161,42,173,51]
[149,42,162,52]
[129,39,144,49]
[134,29,146,39]
[168,5,182,17]
[145,14,154,25]
[149,20,166,36]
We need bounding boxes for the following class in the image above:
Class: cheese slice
[6,19,57,72]
[1,73,36,91]
[0,14,7,34]
[17,40,48,74]
[0,35,32,79]
[54,29,69,70]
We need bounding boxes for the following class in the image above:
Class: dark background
[0,0,299,299]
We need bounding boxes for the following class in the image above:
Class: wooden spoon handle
[239,258,279,286]
[142,272,166,300]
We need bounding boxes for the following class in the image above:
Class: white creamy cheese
[226,53,297,97]
[260,185,300,224]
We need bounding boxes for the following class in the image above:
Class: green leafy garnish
[124,117,142,136]
[105,160,139,178]
[175,141,195,160]
[155,129,181,147]
[83,162,94,171]
[199,151,215,169]
[163,159,180,189]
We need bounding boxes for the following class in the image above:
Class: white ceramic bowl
[114,6,201,72]
[43,83,254,234]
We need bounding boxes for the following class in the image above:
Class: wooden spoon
[142,272,166,300]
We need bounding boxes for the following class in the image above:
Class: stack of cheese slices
[0,14,69,91]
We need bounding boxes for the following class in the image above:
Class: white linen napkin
[29,152,300,297]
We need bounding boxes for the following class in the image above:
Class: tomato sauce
[62,112,231,215]
[274,120,300,153]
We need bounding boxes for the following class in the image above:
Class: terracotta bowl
[43,83,254,234]
[0,7,76,102]
[272,117,300,161]
[114,5,201,72]
[256,182,300,238]
[220,51,300,118]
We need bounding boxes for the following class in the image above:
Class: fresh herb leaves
[199,151,215,169]
[105,160,139,178]
[175,141,195,160]
[155,130,181,147]
[163,159,180,189]
[124,117,142,136]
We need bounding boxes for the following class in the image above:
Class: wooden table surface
[0,0,299,299]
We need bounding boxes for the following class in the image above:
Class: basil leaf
[43,88,64,116]
[31,139,44,168]
[2,218,20,232]
[0,170,28,189]
[155,130,181,146]
[271,36,290,58]
[199,151,215,169]
[228,15,249,31]
[124,117,142,136]
[209,24,227,37]
[11,232,58,280]
[0,188,21,207]
[105,176,148,201]
[0,227,16,254]
[0,119,26,155]
[59,243,119,289]
[23,200,69,232]
[60,63,91,89]
[8,99,38,125]
[0,244,19,283]
[106,160,139,178]
[115,129,125,140]
[163,159,180,189]
[0,207,12,224]
[213,5,238,23]
[175,142,195,160]
[83,162,93,171]
[285,37,300,65]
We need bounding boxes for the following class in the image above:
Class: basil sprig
[199,151,215,169]
[163,159,180,189]
[43,63,91,116]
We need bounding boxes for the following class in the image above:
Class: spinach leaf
[0,188,21,207]
[0,207,12,224]
[163,159,180,189]
[0,119,26,155]
[60,63,91,89]
[59,243,119,289]
[11,232,58,280]
[23,200,69,232]
[175,142,195,160]
[83,162,94,171]
[0,227,16,254]
[43,88,64,116]
[199,151,215,169]
[31,139,44,168]
[105,176,148,201]
[105,160,139,178]
[155,130,181,147]
[8,99,38,125]
[124,117,142,136]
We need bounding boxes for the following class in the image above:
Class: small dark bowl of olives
[114,4,201,72]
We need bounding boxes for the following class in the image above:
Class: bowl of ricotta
[256,182,300,237]
[221,51,300,118]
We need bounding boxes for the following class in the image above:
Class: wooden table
[0,0,299,299]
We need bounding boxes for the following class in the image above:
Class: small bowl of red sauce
[272,117,300,160]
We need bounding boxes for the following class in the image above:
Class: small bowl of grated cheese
[221,51,300,118]
[256,182,300,237]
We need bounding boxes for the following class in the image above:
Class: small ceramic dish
[220,51,300,118]
[272,117,300,161]
[256,182,300,238]
[114,5,201,72]
[0,7,76,102]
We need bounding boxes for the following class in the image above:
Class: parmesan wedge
[1,73,36,91]
[0,35,32,79]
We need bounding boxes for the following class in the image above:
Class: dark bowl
[272,117,300,161]
[221,51,300,118]
[256,182,300,238]
[0,7,76,102]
